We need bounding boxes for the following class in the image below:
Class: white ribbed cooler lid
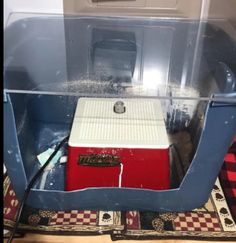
[69,98,169,148]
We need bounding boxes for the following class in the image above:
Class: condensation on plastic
[4,13,236,101]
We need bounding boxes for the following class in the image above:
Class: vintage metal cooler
[66,98,170,191]
[3,0,236,212]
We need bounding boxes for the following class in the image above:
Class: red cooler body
[66,98,170,191]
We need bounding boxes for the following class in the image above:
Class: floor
[3,234,226,243]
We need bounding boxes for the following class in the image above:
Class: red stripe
[226,171,236,181]
[224,153,236,163]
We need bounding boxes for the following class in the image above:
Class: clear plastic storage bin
[4,2,236,211]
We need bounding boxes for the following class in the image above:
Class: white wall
[4,0,63,27]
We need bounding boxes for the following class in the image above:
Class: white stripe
[119,163,124,188]
[212,178,236,231]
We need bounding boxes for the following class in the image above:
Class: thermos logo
[79,154,120,167]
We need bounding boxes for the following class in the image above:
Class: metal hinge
[210,93,236,107]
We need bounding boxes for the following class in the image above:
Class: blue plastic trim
[4,94,28,195]
[4,94,236,212]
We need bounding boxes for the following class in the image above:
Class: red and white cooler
[66,98,170,191]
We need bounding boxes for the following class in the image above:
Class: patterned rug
[219,148,236,220]
[4,175,123,236]
[4,140,236,241]
[3,176,236,241]
[111,177,236,241]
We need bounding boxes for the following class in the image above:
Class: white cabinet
[66,0,203,18]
